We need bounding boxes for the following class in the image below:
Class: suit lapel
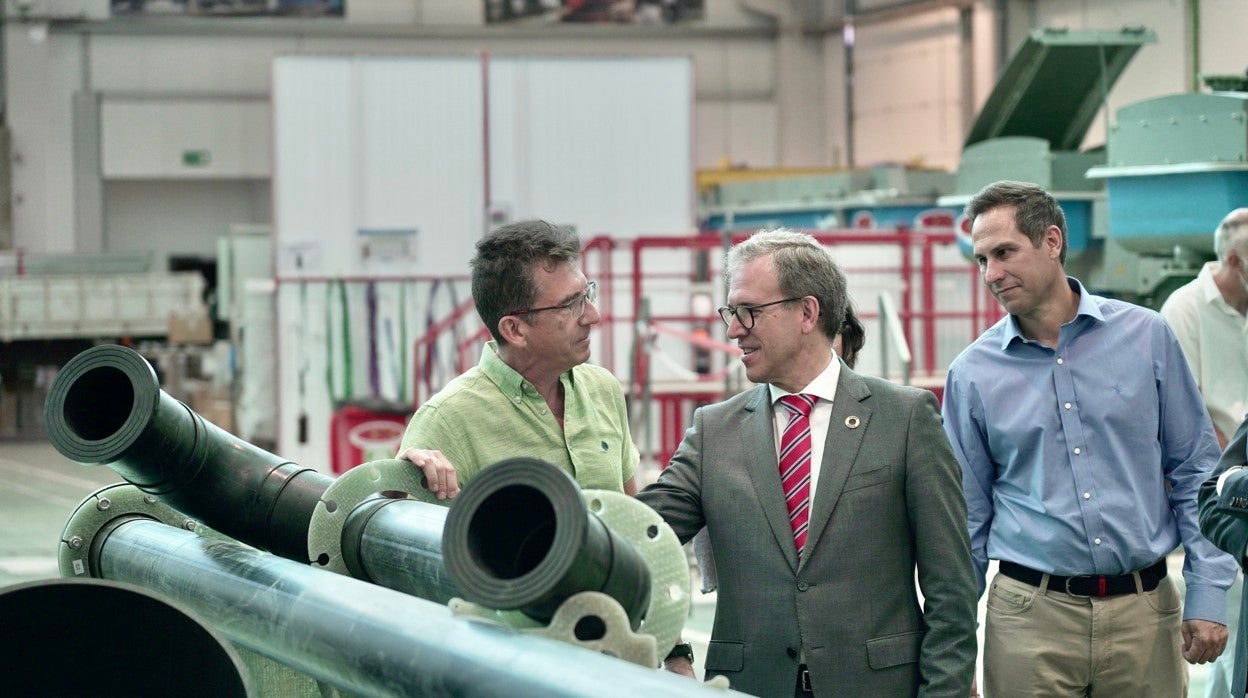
[740,385,801,571]
[801,364,872,571]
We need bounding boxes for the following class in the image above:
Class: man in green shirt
[399,219,639,499]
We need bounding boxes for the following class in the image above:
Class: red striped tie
[778,393,817,557]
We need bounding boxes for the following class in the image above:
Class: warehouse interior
[1,0,1246,695]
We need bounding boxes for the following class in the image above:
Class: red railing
[408,228,1004,463]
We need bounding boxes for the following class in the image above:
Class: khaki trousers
[983,570,1186,697]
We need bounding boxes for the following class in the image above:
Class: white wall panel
[695,99,778,169]
[90,35,297,94]
[489,56,694,236]
[101,98,271,179]
[356,57,486,271]
[1199,0,1248,77]
[273,55,484,467]
[104,180,270,260]
[273,57,354,277]
[853,8,964,170]
[6,28,82,253]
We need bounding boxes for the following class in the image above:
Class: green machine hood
[965,26,1157,151]
[952,27,1155,195]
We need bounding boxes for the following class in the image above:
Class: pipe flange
[580,489,690,660]
[308,458,441,574]
[523,590,659,667]
[44,344,160,464]
[59,483,200,578]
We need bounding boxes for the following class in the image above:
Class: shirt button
[1074,447,1081,455]
[1094,538,1102,545]
[513,396,522,403]
[787,647,798,659]
[1064,402,1072,410]
[539,408,548,415]
[797,580,809,592]
[1057,358,1064,365]
[1083,492,1091,500]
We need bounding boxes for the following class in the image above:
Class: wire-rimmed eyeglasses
[716,296,803,329]
[509,280,598,319]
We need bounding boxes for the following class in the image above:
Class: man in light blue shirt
[942,180,1238,696]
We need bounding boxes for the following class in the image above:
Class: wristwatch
[665,642,695,663]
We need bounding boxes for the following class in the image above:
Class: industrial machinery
[701,26,1248,311]
[38,344,718,696]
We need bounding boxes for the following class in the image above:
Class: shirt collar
[769,354,841,406]
[1000,276,1103,350]
[1198,262,1224,304]
[478,341,576,398]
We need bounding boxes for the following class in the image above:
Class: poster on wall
[485,0,703,24]
[110,0,343,16]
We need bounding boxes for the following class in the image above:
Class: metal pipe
[82,516,735,698]
[44,344,331,562]
[0,577,249,697]
[339,494,458,603]
[443,457,652,629]
[45,345,662,635]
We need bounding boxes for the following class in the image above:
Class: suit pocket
[865,630,923,670]
[704,641,744,672]
[842,464,891,493]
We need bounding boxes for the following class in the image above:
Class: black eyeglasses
[510,281,598,319]
[717,296,804,329]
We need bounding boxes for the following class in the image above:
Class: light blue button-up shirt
[942,277,1237,624]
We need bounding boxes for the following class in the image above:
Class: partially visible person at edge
[395,219,639,500]
[941,180,1237,697]
[1160,207,1248,450]
[1199,416,1248,697]
[637,229,978,697]
[694,305,867,593]
[1162,207,1248,698]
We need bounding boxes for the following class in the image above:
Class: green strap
[324,280,354,402]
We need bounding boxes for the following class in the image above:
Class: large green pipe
[44,344,329,562]
[0,577,249,697]
[71,513,736,698]
[44,345,656,630]
[444,457,652,629]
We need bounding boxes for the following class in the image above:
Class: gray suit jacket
[638,364,978,697]
[1198,417,1248,696]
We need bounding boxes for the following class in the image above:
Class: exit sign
[182,150,212,167]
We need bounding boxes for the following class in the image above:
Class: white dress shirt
[768,355,841,519]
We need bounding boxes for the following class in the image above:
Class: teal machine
[949,26,1248,309]
[1086,74,1248,302]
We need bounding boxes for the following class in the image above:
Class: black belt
[999,558,1167,598]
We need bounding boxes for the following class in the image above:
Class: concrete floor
[0,439,1217,695]
[0,440,119,588]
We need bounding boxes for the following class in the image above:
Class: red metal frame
[405,228,1004,463]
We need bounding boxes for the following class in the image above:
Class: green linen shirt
[399,342,638,493]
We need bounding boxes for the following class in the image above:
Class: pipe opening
[466,484,555,580]
[64,365,134,441]
[0,579,248,696]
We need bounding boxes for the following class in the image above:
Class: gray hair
[1214,208,1248,262]
[725,228,848,340]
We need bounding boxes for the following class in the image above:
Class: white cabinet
[101,98,271,179]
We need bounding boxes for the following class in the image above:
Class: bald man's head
[1215,208,1248,262]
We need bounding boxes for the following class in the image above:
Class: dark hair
[724,229,848,341]
[471,220,581,344]
[965,180,1068,264]
[838,305,866,368]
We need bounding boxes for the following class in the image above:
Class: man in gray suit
[636,229,978,697]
